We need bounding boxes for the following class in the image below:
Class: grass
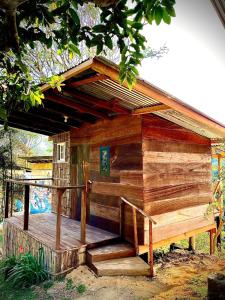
[0,273,37,300]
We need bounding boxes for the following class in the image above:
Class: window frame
[56,142,66,162]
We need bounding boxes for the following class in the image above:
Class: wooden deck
[5,213,119,251]
[3,213,120,275]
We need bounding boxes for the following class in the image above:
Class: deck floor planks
[6,213,119,251]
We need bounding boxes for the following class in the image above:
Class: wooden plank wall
[70,115,145,243]
[142,115,214,244]
[52,132,71,216]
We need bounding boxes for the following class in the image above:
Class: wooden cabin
[3,57,225,277]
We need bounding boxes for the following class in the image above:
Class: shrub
[0,255,17,279]
[0,248,49,288]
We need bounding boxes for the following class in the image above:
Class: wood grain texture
[70,115,144,243]
[142,115,213,244]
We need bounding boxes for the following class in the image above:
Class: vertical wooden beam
[24,184,30,230]
[80,161,89,244]
[210,229,215,255]
[10,182,13,217]
[56,188,65,250]
[148,220,154,277]
[80,188,87,243]
[217,154,222,249]
[119,200,125,238]
[4,181,10,219]
[188,236,196,252]
[132,207,138,255]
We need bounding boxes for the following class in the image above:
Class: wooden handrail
[5,179,85,190]
[11,178,53,181]
[120,197,157,225]
[120,196,155,277]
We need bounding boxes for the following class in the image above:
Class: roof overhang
[211,0,225,28]
[4,56,225,140]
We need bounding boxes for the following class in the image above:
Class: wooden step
[87,242,135,264]
[91,256,150,276]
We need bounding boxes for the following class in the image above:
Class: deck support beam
[188,236,196,252]
[210,229,215,255]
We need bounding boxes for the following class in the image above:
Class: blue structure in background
[30,187,51,214]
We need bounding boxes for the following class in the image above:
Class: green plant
[66,278,74,290]
[5,250,49,288]
[0,0,176,123]
[0,254,17,279]
[76,283,86,294]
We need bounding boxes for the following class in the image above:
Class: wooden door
[70,144,90,220]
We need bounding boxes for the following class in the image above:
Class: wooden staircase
[87,242,150,276]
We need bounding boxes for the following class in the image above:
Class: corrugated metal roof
[39,56,225,139]
[155,110,224,139]
[72,76,224,139]
[76,79,160,109]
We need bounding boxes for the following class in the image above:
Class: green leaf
[162,8,171,24]
[96,43,103,55]
[105,35,113,50]
[69,8,80,26]
[132,22,143,30]
[92,25,106,33]
[167,6,176,17]
[154,6,163,25]
[68,43,81,56]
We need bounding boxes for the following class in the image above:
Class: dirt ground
[45,251,225,300]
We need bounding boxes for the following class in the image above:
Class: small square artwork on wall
[100,146,110,176]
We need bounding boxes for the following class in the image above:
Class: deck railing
[4,162,89,250]
[120,196,156,277]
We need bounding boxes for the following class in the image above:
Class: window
[57,143,66,162]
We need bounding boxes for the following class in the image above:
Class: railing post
[4,181,10,219]
[56,188,64,250]
[148,220,154,277]
[119,200,125,238]
[81,187,87,243]
[24,184,30,230]
[80,161,89,244]
[132,207,138,255]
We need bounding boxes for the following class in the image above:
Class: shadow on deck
[3,213,119,276]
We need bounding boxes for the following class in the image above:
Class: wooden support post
[10,182,13,217]
[4,181,10,219]
[119,200,125,238]
[148,220,154,277]
[56,188,65,250]
[81,188,87,243]
[217,154,223,250]
[80,161,89,244]
[210,229,214,255]
[24,184,30,230]
[188,236,196,252]
[132,207,138,255]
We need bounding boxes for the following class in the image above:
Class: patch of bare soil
[46,252,225,300]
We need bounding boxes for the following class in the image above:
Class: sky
[139,0,225,125]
